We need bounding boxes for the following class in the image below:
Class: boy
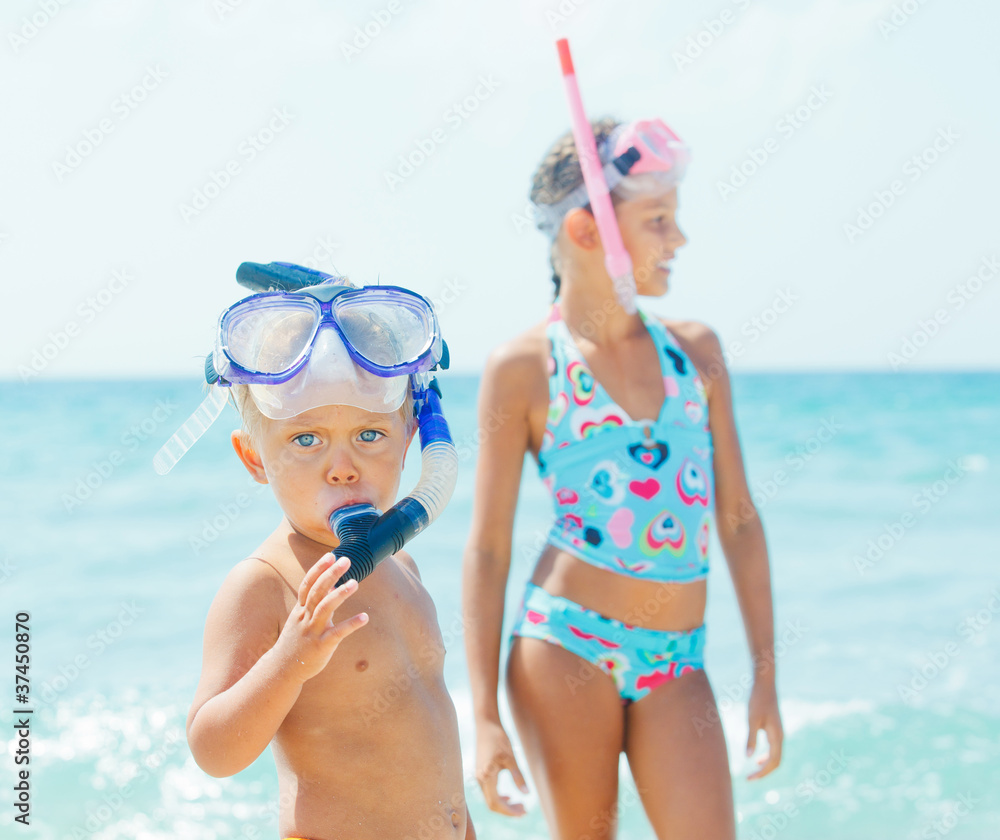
[176,264,474,839]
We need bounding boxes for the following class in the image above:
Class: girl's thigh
[507,636,626,840]
[624,669,735,840]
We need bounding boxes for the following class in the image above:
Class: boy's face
[233,403,415,550]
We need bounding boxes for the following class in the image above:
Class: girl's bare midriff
[530,544,707,632]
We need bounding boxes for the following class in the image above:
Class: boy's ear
[231,430,268,484]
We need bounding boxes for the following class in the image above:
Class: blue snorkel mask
[154,261,457,585]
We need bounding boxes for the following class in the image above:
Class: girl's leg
[507,637,626,840]
[624,669,735,840]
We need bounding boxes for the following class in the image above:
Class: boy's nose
[325,452,359,485]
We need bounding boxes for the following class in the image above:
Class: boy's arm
[187,554,367,777]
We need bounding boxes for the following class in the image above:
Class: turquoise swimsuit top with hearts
[537,304,715,583]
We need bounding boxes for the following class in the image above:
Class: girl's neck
[557,278,644,346]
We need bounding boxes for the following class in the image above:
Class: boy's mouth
[328,497,375,516]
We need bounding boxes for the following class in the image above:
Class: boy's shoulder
[209,553,297,632]
[390,548,420,581]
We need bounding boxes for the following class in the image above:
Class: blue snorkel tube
[235,261,458,586]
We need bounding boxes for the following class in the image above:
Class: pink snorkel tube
[556,38,637,314]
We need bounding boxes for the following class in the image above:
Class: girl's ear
[231,430,268,484]
[563,206,600,249]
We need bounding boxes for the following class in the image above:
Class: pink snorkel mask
[532,40,691,312]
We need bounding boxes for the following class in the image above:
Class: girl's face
[614,188,687,297]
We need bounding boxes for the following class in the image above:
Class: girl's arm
[697,326,784,779]
[462,342,538,815]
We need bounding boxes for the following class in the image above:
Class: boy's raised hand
[275,555,369,683]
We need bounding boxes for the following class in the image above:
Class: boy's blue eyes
[291,431,384,446]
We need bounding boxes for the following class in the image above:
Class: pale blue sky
[2,0,998,380]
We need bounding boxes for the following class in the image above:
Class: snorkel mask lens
[333,288,438,371]
[218,294,320,381]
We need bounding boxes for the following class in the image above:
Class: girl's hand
[475,718,529,817]
[274,555,369,683]
[746,678,783,780]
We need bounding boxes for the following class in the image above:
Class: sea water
[1,373,998,839]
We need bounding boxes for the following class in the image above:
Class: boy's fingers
[304,556,351,614]
[298,554,336,606]
[324,611,368,644]
[311,577,360,628]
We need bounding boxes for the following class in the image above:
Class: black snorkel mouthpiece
[329,500,428,585]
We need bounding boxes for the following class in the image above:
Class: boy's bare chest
[293,569,448,712]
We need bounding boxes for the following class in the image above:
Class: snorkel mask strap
[531,146,641,241]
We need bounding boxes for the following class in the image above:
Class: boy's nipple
[355,659,368,671]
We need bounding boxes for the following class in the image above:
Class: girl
[462,118,783,839]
